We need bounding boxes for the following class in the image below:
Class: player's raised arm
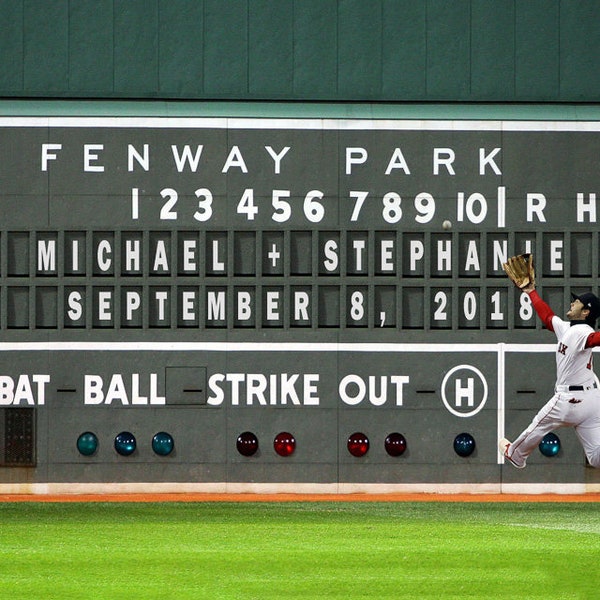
[528,290,555,331]
[503,253,555,330]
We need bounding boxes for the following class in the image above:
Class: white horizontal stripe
[0,342,558,352]
[2,116,600,131]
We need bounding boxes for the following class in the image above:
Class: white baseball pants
[507,388,600,468]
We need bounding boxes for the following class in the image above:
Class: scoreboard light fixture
[236,431,259,457]
[273,432,296,457]
[384,432,407,457]
[347,432,370,457]
[538,432,561,457]
[114,431,137,456]
[453,433,476,457]
[76,431,98,456]
[152,431,175,456]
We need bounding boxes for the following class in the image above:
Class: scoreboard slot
[290,230,312,275]
[318,286,340,328]
[166,367,207,405]
[7,232,28,276]
[234,231,256,276]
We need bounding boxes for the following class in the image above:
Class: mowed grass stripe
[0,502,598,599]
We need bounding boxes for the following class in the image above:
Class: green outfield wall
[1,0,600,102]
[0,1,600,494]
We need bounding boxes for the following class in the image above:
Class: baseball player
[500,254,600,468]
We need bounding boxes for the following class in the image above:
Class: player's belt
[555,383,598,392]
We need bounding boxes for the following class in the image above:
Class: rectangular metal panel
[515,0,559,99]
[23,0,68,92]
[69,0,114,93]
[0,0,23,91]
[113,0,159,94]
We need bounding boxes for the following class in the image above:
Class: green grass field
[0,501,598,599]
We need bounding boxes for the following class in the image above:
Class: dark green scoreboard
[1,116,599,493]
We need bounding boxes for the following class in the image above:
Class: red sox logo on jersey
[558,342,568,355]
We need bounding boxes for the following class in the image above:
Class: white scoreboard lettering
[0,117,597,334]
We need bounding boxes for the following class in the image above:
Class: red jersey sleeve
[528,290,555,332]
[585,331,600,348]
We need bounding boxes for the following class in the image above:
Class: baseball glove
[503,253,535,290]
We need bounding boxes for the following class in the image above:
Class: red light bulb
[273,432,296,457]
[384,432,407,457]
[236,431,259,456]
[347,432,369,457]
